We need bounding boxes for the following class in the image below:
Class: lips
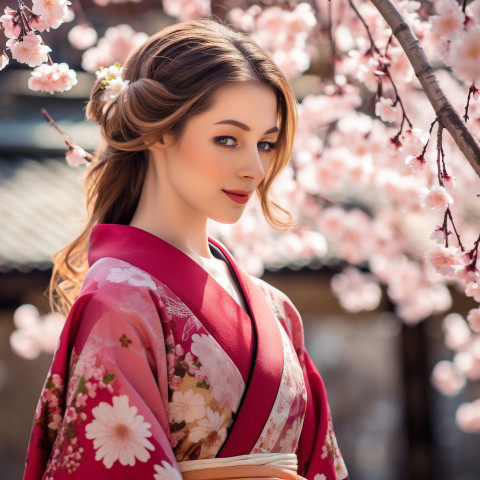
[222,189,252,205]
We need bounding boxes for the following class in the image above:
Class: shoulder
[251,276,306,359]
[69,257,165,348]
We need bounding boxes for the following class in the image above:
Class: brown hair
[50,18,298,314]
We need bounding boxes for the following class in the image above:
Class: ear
[149,133,173,153]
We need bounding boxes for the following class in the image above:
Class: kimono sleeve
[25,283,182,480]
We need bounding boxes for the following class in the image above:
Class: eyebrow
[214,119,279,135]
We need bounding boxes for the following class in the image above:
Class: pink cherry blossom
[405,154,426,172]
[431,360,466,396]
[467,308,480,332]
[10,304,64,359]
[331,267,382,313]
[430,2,465,41]
[425,246,462,276]
[0,51,9,71]
[442,313,471,350]
[375,97,397,123]
[82,24,148,73]
[469,0,480,24]
[32,0,69,22]
[454,345,480,380]
[28,62,77,93]
[8,31,51,67]
[456,400,480,433]
[65,145,89,166]
[29,14,49,33]
[421,185,453,210]
[465,282,480,302]
[449,27,480,83]
[429,226,447,245]
[163,0,211,22]
[68,24,98,50]
[0,7,21,38]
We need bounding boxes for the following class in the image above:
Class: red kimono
[24,224,348,480]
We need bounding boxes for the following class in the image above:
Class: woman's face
[154,81,279,225]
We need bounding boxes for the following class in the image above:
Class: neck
[129,155,212,260]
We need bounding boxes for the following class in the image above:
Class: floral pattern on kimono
[252,324,307,453]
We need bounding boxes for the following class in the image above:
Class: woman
[24,19,348,480]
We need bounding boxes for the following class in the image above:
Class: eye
[215,136,237,147]
[258,141,278,153]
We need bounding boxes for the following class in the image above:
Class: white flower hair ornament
[96,62,129,105]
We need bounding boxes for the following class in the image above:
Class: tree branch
[369,0,480,179]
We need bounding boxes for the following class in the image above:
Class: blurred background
[1,1,480,479]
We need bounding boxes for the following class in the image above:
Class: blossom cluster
[81,24,148,73]
[0,0,77,93]
[430,0,480,84]
[228,2,317,78]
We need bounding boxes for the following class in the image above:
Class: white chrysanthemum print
[106,266,157,290]
[153,460,183,480]
[189,407,227,452]
[85,395,154,469]
[169,389,206,424]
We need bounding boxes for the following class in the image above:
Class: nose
[240,148,267,183]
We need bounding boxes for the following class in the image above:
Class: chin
[211,212,245,225]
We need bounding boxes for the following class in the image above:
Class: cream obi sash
[178,453,307,480]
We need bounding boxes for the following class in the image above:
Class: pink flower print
[65,406,78,424]
[85,381,98,398]
[171,375,183,389]
[175,344,184,356]
[169,429,186,448]
[106,266,157,290]
[51,374,63,389]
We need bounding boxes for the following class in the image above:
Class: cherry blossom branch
[347,0,412,138]
[41,108,94,164]
[368,0,480,179]
[463,84,479,122]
